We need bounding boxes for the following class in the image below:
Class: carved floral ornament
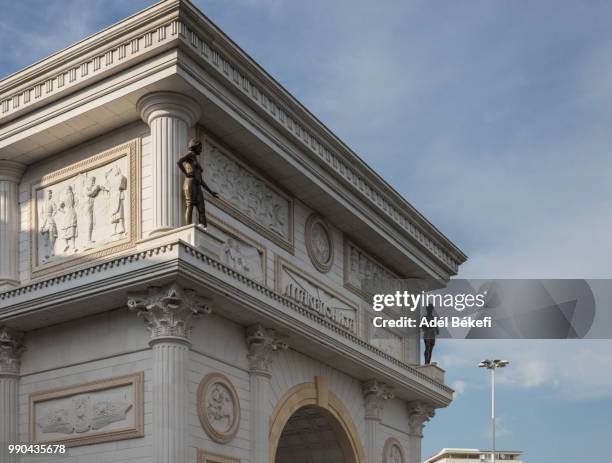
[127,283,212,341]
[383,437,406,463]
[362,379,394,421]
[407,401,435,436]
[305,214,334,273]
[197,373,241,444]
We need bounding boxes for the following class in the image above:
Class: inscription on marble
[277,259,357,333]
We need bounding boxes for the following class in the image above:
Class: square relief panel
[30,139,140,277]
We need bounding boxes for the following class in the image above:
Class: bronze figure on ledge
[177,138,219,230]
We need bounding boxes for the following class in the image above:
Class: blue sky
[2,1,611,462]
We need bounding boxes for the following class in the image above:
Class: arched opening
[269,381,365,463]
[275,405,355,463]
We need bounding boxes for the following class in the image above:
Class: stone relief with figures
[31,141,138,273]
[36,393,132,435]
[29,372,143,446]
[200,137,291,241]
[220,234,264,284]
[345,240,398,297]
[369,323,403,360]
[197,373,241,444]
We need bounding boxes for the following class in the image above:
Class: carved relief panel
[197,373,241,444]
[199,133,293,250]
[383,438,405,463]
[305,214,334,273]
[29,372,144,447]
[368,322,404,361]
[30,140,140,277]
[208,216,267,285]
[276,257,358,333]
[344,240,398,299]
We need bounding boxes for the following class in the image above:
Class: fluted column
[0,327,24,463]
[128,283,212,463]
[246,324,288,463]
[406,402,435,463]
[138,92,201,234]
[0,161,26,288]
[362,379,394,463]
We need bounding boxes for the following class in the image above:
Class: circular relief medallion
[305,214,334,273]
[383,438,405,463]
[197,373,240,444]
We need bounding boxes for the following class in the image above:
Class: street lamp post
[478,359,509,463]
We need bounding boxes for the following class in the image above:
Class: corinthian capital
[0,326,25,376]
[127,283,212,343]
[246,324,288,375]
[406,401,435,436]
[362,379,394,420]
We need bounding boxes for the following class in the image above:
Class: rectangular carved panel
[29,372,144,447]
[199,133,293,251]
[344,239,399,299]
[30,139,140,277]
[198,450,240,463]
[275,257,358,333]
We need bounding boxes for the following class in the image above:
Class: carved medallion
[383,438,405,463]
[197,373,240,444]
[305,214,334,273]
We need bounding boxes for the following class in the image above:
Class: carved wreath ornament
[197,373,240,444]
[305,214,334,273]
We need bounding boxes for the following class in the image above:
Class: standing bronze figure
[177,138,219,230]
[422,303,439,364]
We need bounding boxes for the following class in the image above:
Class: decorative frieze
[0,327,24,376]
[276,257,358,333]
[127,282,212,342]
[30,139,140,277]
[28,372,144,447]
[406,401,435,436]
[209,215,266,285]
[246,324,288,375]
[197,373,240,444]
[305,214,334,273]
[368,322,404,361]
[361,379,394,421]
[344,240,398,298]
[200,134,293,250]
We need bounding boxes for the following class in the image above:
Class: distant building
[425,448,524,463]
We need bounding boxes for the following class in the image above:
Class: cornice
[0,237,452,405]
[0,0,466,274]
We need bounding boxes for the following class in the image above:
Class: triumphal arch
[0,1,466,462]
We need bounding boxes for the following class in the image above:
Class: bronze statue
[177,138,219,230]
[422,304,439,364]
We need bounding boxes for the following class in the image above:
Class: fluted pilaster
[362,379,394,463]
[246,324,288,463]
[0,161,26,288]
[0,327,24,463]
[128,283,211,463]
[138,92,201,234]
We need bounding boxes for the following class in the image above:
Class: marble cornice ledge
[0,0,465,275]
[0,230,452,406]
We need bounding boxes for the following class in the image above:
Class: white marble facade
[0,1,466,463]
